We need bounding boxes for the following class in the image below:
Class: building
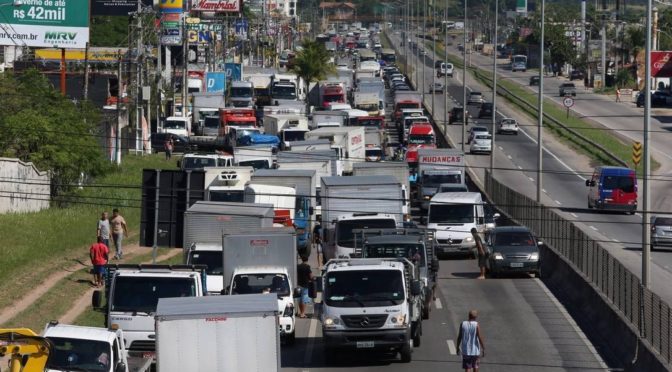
[267,0,298,18]
[319,2,356,21]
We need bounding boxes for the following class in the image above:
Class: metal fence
[484,170,672,364]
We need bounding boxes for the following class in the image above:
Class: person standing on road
[164,135,174,160]
[616,87,622,102]
[110,208,128,260]
[297,256,314,318]
[457,309,486,372]
[90,236,109,287]
[96,211,110,249]
[471,228,487,280]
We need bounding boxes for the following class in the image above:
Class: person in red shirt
[90,236,109,287]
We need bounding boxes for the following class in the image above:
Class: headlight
[529,253,539,261]
[389,314,406,325]
[424,195,431,200]
[465,236,474,242]
[283,304,294,317]
[324,317,340,327]
[493,252,504,260]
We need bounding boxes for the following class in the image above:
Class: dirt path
[58,249,182,324]
[0,243,149,325]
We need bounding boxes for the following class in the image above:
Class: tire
[286,331,296,345]
[400,341,413,363]
[514,132,519,136]
[92,290,102,308]
[413,322,422,347]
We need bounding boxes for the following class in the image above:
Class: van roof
[595,166,635,176]
[430,192,483,204]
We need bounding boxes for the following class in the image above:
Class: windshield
[602,175,635,193]
[428,204,475,224]
[324,270,405,307]
[284,130,306,142]
[397,103,419,110]
[364,243,425,265]
[164,119,186,130]
[422,174,461,187]
[336,218,397,248]
[209,190,245,202]
[272,85,297,99]
[474,134,491,141]
[188,251,223,275]
[231,87,253,98]
[182,157,216,169]
[238,159,270,170]
[493,232,535,246]
[366,149,383,158]
[111,277,196,313]
[358,118,383,127]
[408,134,435,144]
[501,119,516,126]
[228,121,256,128]
[204,116,220,129]
[357,103,379,111]
[439,185,468,192]
[231,273,289,296]
[235,129,261,139]
[46,338,111,372]
[324,94,343,102]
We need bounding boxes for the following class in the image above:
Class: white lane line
[435,297,443,309]
[555,200,562,205]
[499,146,504,150]
[446,339,457,355]
[542,188,547,193]
[570,213,579,218]
[529,177,535,182]
[613,239,620,243]
[518,125,588,181]
[507,155,512,160]
[590,225,598,231]
[534,280,609,369]
[517,165,523,169]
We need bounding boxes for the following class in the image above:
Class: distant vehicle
[468,91,484,105]
[151,132,190,153]
[497,118,519,135]
[636,90,672,107]
[478,102,493,118]
[585,166,637,214]
[569,70,585,81]
[529,76,540,86]
[438,62,454,78]
[470,133,492,154]
[467,126,489,144]
[430,82,445,93]
[511,54,527,72]
[486,226,542,278]
[438,183,468,193]
[449,107,466,124]
[651,216,672,250]
[559,82,577,97]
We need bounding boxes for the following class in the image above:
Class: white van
[426,192,485,257]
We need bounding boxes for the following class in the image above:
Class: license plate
[356,341,375,348]
[510,262,524,268]
[142,352,155,359]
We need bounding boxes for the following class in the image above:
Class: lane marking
[507,155,512,160]
[590,225,598,231]
[529,177,535,182]
[435,297,443,309]
[555,200,562,205]
[517,165,523,169]
[570,213,579,218]
[613,239,620,243]
[542,188,547,193]
[447,339,457,355]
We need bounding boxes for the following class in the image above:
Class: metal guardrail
[484,170,671,364]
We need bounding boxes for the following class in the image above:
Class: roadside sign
[563,97,574,108]
[632,141,642,166]
[206,72,226,93]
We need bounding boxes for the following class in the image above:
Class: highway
[387,30,672,306]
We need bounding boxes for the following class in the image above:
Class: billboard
[206,72,226,92]
[160,0,184,13]
[516,0,527,14]
[191,0,241,12]
[651,51,672,78]
[35,48,126,62]
[224,63,242,81]
[92,0,154,16]
[0,1,89,48]
[187,30,215,44]
[161,13,183,45]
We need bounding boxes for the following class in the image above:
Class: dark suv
[449,107,466,124]
[486,226,542,278]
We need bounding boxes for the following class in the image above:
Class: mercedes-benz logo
[360,317,370,327]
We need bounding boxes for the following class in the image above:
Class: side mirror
[92,290,102,308]
[537,241,544,246]
[585,180,590,187]
[478,217,485,224]
[410,280,422,296]
[115,362,127,372]
[493,213,500,219]
[293,287,301,298]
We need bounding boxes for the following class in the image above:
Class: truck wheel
[400,341,413,363]
[413,322,422,347]
[286,331,296,345]
[92,290,102,308]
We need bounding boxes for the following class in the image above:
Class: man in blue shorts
[297,256,314,318]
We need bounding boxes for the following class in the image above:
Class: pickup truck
[559,83,577,97]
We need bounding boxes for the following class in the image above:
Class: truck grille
[128,340,155,352]
[341,314,388,328]
[438,239,462,245]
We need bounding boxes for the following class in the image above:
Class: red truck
[393,92,423,123]
[356,116,385,129]
[407,123,436,146]
[319,82,346,109]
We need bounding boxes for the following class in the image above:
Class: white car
[470,133,492,154]
[497,118,519,135]
[429,82,445,93]
[467,126,489,144]
[468,91,484,105]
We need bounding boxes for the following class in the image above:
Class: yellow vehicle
[0,328,52,372]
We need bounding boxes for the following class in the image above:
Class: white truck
[353,161,411,222]
[162,116,191,137]
[321,258,423,364]
[310,111,346,129]
[244,183,297,227]
[364,127,386,162]
[417,148,466,211]
[263,113,310,150]
[354,91,383,116]
[321,175,403,260]
[284,138,332,152]
[229,80,255,108]
[42,322,152,372]
[155,294,280,372]
[178,153,234,171]
[204,166,253,202]
[246,72,274,106]
[92,264,208,360]
[222,230,299,344]
[191,92,225,135]
[271,72,305,104]
[233,145,274,169]
[304,126,365,174]
[427,192,485,257]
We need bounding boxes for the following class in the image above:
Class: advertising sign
[651,51,672,78]
[160,0,183,13]
[0,1,89,48]
[161,13,182,46]
[92,0,153,16]
[191,0,241,12]
[206,72,226,93]
[187,30,215,44]
[516,0,527,13]
[35,47,126,62]
[224,62,242,81]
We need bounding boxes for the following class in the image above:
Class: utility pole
[136,0,143,153]
[443,1,448,135]
[422,0,426,101]
[461,0,467,152]
[643,0,653,288]
[182,5,189,119]
[431,3,435,117]
[116,50,123,165]
[490,0,498,174]
[83,42,90,101]
[537,0,545,203]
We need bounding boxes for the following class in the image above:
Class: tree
[0,70,112,196]
[623,26,645,61]
[290,40,336,102]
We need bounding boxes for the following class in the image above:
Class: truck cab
[204,167,253,203]
[407,123,435,146]
[185,243,224,294]
[178,153,234,171]
[427,192,485,257]
[229,80,255,108]
[219,108,257,137]
[162,116,191,137]
[330,213,398,259]
[321,258,423,363]
[244,183,297,226]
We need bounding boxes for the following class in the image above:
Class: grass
[0,153,176,311]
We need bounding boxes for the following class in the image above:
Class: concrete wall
[0,158,50,214]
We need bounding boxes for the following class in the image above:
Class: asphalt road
[388,30,672,306]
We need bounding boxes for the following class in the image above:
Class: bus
[381,48,396,64]
[511,55,527,72]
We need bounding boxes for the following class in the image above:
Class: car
[393,84,411,91]
[636,90,672,107]
[478,102,494,118]
[467,126,489,144]
[449,106,467,124]
[470,133,492,154]
[569,70,585,81]
[437,62,454,78]
[420,49,428,56]
[529,76,540,86]
[651,216,672,250]
[497,118,519,135]
[429,82,445,93]
[559,82,577,97]
[468,91,484,105]
[485,226,542,278]
[150,132,190,154]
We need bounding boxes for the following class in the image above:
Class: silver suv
[651,216,672,250]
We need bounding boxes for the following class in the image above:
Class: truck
[320,258,423,363]
[427,192,485,257]
[178,153,234,171]
[271,73,305,104]
[245,71,274,106]
[233,145,274,169]
[283,138,332,152]
[222,230,299,344]
[219,108,257,137]
[417,149,466,211]
[191,92,225,135]
[162,116,191,137]
[155,294,280,372]
[304,126,366,174]
[319,82,347,109]
[311,111,346,129]
[353,91,382,116]
[263,113,310,150]
[251,169,317,256]
[42,322,152,372]
[92,264,208,360]
[364,127,386,162]
[204,166,254,202]
[353,161,411,222]
[229,80,255,108]
[394,92,423,123]
[244,183,297,227]
[407,123,436,147]
[321,175,403,259]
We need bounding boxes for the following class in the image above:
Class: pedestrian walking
[616,87,622,102]
[90,236,109,287]
[164,135,174,160]
[96,211,110,249]
[297,256,314,318]
[110,208,128,260]
[471,227,487,279]
[456,310,486,372]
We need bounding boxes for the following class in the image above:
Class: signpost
[563,96,574,118]
[632,141,642,167]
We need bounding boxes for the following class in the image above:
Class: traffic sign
[563,97,574,108]
[632,141,642,166]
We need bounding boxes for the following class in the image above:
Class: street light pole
[422,0,427,100]
[643,0,653,288]
[443,0,448,134]
[536,0,544,203]
[461,0,467,152]
[490,0,498,174]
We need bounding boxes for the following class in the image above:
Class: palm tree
[290,40,336,104]
[624,26,645,63]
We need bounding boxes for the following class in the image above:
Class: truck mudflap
[323,328,410,351]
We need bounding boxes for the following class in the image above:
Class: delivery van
[585,166,637,214]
